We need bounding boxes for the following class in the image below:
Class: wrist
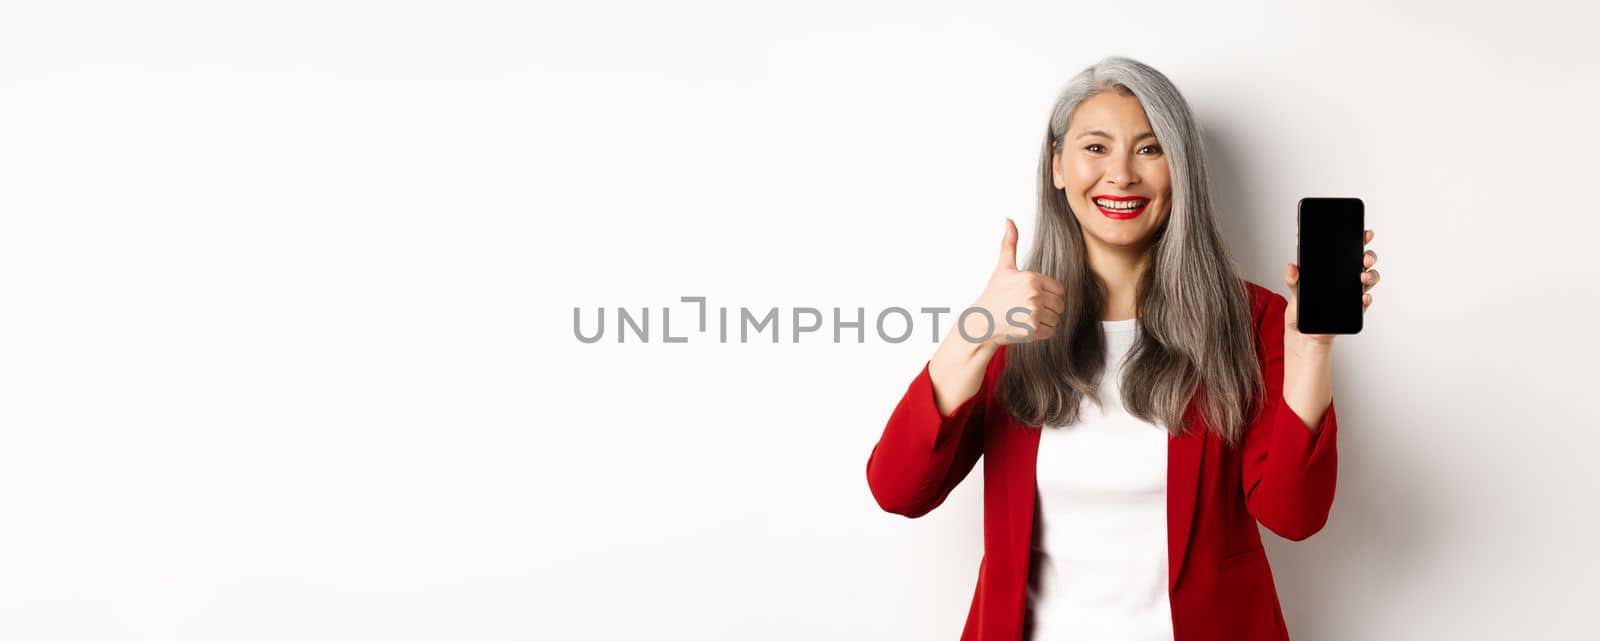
[1287,333,1334,361]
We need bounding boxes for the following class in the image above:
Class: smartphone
[1296,197,1365,334]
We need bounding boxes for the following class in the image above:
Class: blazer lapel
[1167,392,1208,592]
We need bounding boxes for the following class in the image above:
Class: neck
[1087,240,1151,321]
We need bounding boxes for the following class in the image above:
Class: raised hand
[964,218,1067,346]
[1285,228,1380,350]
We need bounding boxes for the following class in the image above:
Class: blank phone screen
[1296,198,1364,334]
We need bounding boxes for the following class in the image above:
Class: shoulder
[1243,279,1288,327]
[990,343,1011,381]
[986,343,1014,404]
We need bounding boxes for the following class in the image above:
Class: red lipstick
[1091,194,1150,220]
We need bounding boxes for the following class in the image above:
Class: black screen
[1296,198,1364,334]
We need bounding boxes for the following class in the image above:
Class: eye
[1085,143,1106,153]
[1138,144,1163,155]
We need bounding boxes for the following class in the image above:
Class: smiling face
[1051,89,1173,257]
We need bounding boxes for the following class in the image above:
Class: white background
[2,1,1598,639]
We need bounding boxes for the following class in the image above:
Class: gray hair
[998,56,1264,447]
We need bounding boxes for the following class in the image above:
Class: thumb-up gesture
[966,218,1066,346]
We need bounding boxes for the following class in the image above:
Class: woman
[864,57,1381,641]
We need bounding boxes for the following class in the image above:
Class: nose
[1103,150,1140,188]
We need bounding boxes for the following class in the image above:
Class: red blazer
[865,281,1338,641]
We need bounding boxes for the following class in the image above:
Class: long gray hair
[998,56,1264,447]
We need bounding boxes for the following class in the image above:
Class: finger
[1007,317,1053,343]
[1364,249,1377,269]
[1042,292,1066,315]
[997,218,1019,272]
[1362,268,1379,291]
[1032,274,1066,296]
[1031,294,1065,317]
[1365,229,1374,245]
[1285,263,1300,333]
[1364,293,1372,309]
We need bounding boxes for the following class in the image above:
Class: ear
[1051,146,1064,190]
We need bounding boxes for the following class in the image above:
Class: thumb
[997,218,1019,272]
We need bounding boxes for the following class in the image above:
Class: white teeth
[1094,198,1147,210]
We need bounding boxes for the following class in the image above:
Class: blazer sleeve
[865,345,1007,519]
[1241,291,1340,541]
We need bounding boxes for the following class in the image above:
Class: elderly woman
[865,56,1381,641]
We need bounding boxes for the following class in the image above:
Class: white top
[1025,317,1175,641]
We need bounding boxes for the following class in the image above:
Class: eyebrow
[1075,129,1157,142]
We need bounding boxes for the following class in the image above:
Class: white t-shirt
[1025,316,1175,641]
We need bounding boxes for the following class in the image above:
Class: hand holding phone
[1294,197,1366,335]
